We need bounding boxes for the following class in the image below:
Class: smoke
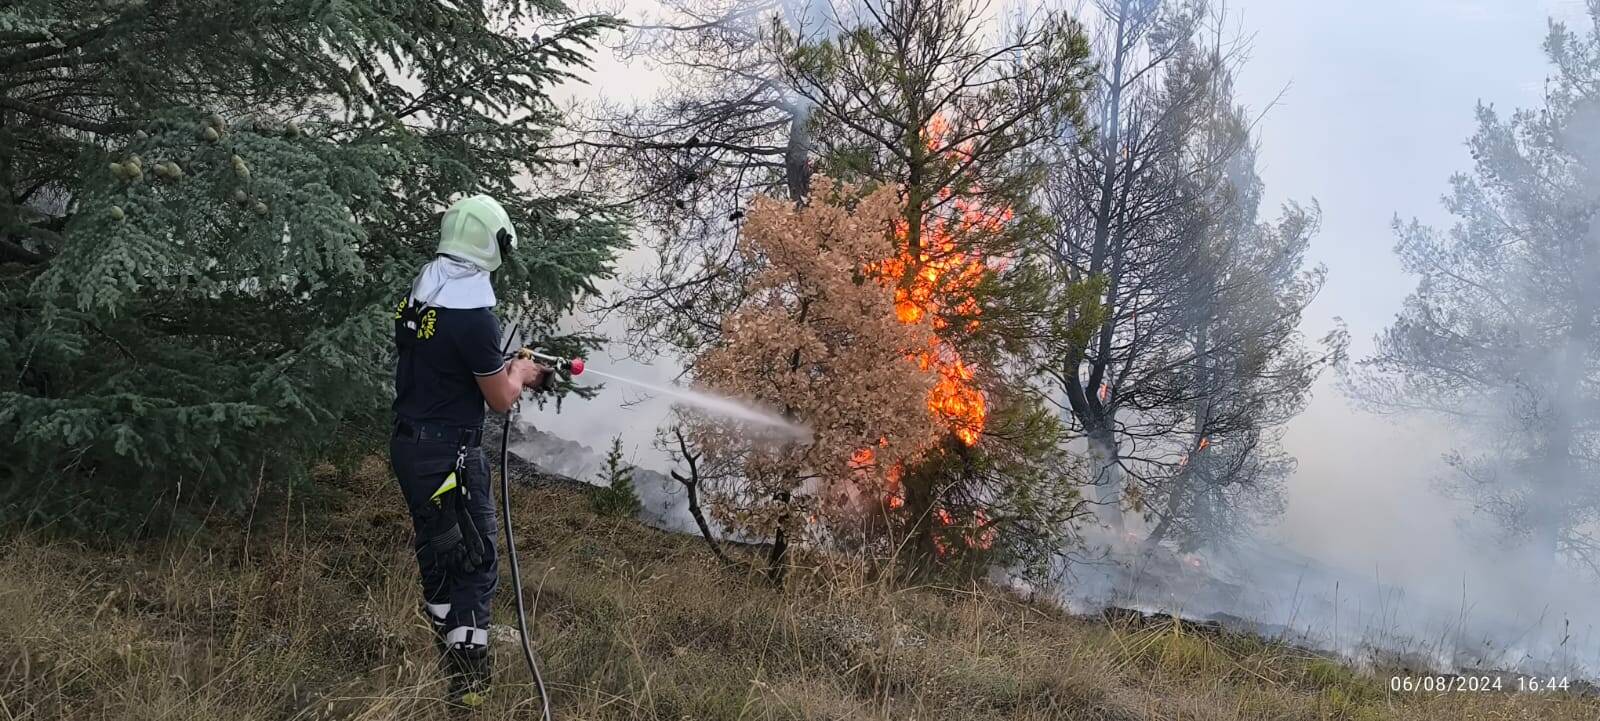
[1047,13,1600,677]
[509,421,721,535]
[1059,521,1600,678]
[1055,392,1600,680]
[776,0,862,39]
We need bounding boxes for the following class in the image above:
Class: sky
[526,0,1594,574]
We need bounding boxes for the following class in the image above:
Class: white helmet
[437,194,517,272]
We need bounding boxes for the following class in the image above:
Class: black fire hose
[500,409,552,720]
[495,315,570,719]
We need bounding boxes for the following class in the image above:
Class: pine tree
[1350,9,1600,580]
[1135,22,1337,552]
[775,0,1102,572]
[591,436,642,518]
[0,1,626,530]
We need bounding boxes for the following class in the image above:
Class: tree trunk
[766,491,791,585]
[1156,318,1214,550]
[784,104,812,203]
[684,479,732,567]
[1525,294,1592,585]
[670,429,732,567]
[1146,469,1189,548]
[899,457,941,573]
[1177,487,1214,554]
[1071,15,1129,535]
[1088,424,1123,533]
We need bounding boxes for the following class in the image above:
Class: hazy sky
[530,0,1594,575]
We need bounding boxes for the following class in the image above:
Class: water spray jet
[514,348,807,436]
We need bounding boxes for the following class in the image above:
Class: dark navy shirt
[393,300,505,429]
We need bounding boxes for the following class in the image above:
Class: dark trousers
[389,435,498,633]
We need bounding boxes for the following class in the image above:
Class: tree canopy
[0,0,626,530]
[1351,8,1600,578]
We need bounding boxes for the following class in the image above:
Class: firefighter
[390,194,550,705]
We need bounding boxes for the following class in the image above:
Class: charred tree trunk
[670,428,733,567]
[1527,313,1589,585]
[1068,4,1137,533]
[766,490,792,585]
[900,456,941,573]
[686,482,732,566]
[1150,319,1215,549]
[1146,469,1189,548]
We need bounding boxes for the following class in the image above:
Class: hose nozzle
[516,348,585,376]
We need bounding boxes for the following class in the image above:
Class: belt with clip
[393,418,484,448]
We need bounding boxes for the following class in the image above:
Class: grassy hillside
[2,456,1596,721]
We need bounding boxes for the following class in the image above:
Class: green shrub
[590,436,642,518]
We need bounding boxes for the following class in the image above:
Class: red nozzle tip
[569,357,585,376]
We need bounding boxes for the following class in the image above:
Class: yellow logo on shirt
[417,308,437,339]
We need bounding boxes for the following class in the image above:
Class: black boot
[444,641,492,708]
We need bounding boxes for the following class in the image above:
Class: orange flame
[931,506,995,556]
[856,113,1003,522]
[1177,437,1211,471]
[876,112,1000,447]
[853,447,907,509]
[885,462,905,509]
[933,507,955,557]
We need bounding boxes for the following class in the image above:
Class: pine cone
[253,201,269,217]
[201,126,220,143]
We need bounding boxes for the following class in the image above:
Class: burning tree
[774,0,1103,573]
[681,177,944,581]
[1039,0,1210,535]
[1350,9,1600,580]
[589,0,1103,575]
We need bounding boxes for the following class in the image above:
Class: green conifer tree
[591,435,641,518]
[0,1,626,530]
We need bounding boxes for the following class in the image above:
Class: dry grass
[2,456,1597,721]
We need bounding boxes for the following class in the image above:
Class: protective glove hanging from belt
[418,446,489,573]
